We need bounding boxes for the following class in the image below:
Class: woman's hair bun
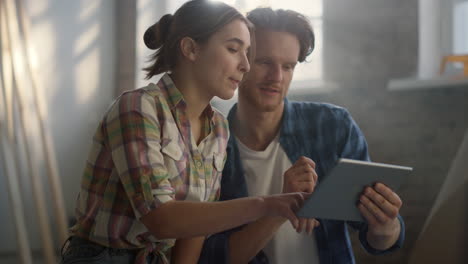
[144,14,173,50]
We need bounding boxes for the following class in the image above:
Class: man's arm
[338,108,404,252]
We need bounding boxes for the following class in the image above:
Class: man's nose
[267,64,282,82]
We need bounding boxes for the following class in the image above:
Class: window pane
[218,0,322,17]
[270,0,322,17]
[292,19,322,87]
[454,1,468,54]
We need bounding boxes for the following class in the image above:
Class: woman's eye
[228,47,238,53]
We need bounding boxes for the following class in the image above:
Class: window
[388,0,468,90]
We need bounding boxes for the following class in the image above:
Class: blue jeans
[60,236,158,264]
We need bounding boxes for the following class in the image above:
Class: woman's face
[192,19,251,100]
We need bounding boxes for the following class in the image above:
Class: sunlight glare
[74,23,99,58]
[75,48,100,104]
[270,0,322,17]
[78,0,100,22]
[214,0,236,5]
[28,46,39,70]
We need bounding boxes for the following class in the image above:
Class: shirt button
[196,160,203,168]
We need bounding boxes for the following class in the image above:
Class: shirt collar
[280,98,293,137]
[159,73,184,109]
[228,98,291,136]
[159,73,215,121]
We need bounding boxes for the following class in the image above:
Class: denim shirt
[199,99,405,264]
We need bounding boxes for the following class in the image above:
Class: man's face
[238,30,300,112]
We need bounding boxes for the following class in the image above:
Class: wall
[0,0,116,255]
[408,129,468,263]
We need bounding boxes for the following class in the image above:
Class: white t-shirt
[236,135,320,264]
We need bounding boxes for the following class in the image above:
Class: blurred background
[0,0,467,263]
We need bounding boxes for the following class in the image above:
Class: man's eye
[283,64,296,71]
[228,47,238,53]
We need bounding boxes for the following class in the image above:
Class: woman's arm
[140,193,306,239]
[171,236,205,264]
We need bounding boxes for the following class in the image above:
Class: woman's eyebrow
[225,37,247,46]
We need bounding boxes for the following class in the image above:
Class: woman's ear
[180,37,199,62]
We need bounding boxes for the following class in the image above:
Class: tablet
[297,158,412,222]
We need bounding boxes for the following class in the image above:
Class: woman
[61,1,307,263]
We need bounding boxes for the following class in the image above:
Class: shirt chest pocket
[161,139,187,180]
[203,152,225,201]
[212,152,225,173]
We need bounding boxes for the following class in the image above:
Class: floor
[0,252,54,264]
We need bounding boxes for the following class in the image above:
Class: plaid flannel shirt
[71,74,229,263]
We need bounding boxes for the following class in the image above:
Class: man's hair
[247,7,314,62]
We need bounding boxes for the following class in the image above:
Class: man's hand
[358,182,402,250]
[283,156,320,234]
[296,217,320,235]
[283,156,318,193]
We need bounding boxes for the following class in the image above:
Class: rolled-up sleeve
[352,214,405,255]
[105,91,174,218]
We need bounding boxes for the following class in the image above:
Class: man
[200,7,404,264]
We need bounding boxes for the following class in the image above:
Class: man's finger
[364,187,399,218]
[374,183,402,208]
[297,218,307,233]
[297,156,316,169]
[358,202,378,226]
[306,219,314,235]
[314,219,320,227]
[287,164,315,177]
[285,164,317,183]
[359,195,390,223]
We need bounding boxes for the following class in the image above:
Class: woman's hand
[261,192,309,229]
